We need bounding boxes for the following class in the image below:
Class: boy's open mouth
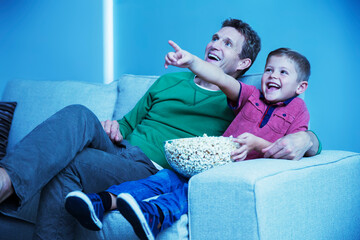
[266,82,280,90]
[266,82,281,93]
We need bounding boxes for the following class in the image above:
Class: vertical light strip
[103,0,114,84]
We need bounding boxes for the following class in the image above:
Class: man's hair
[266,48,311,82]
[222,18,261,76]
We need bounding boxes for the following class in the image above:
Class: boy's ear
[237,58,252,71]
[296,81,308,95]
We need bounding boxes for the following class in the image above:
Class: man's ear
[296,81,308,95]
[237,58,252,72]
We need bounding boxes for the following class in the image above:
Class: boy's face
[204,27,246,77]
[261,55,304,103]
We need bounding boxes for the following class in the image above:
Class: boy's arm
[165,40,240,101]
[231,130,320,161]
[231,133,271,161]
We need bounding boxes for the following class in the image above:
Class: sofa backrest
[2,79,118,151]
[1,73,302,153]
[112,74,158,120]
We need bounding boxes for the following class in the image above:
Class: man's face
[204,27,245,77]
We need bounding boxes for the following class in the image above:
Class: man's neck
[194,76,220,91]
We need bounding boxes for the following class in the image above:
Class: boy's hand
[231,133,258,161]
[101,120,123,143]
[164,40,194,69]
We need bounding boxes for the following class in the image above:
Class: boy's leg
[33,146,158,240]
[148,183,189,229]
[0,104,120,222]
[65,191,105,231]
[106,169,188,201]
[63,169,186,235]
[117,183,188,240]
[112,169,188,239]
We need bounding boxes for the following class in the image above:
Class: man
[0,18,319,239]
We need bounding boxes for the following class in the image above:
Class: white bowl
[164,135,238,178]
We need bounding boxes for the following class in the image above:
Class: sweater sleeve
[117,78,160,139]
[308,130,322,155]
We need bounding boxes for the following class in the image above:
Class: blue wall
[0,0,104,95]
[1,0,359,153]
[114,0,360,153]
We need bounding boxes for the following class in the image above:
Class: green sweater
[118,72,235,168]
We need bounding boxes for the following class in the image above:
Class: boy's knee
[160,169,178,178]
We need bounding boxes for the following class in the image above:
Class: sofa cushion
[188,150,360,239]
[238,73,262,89]
[113,74,158,120]
[76,211,188,240]
[1,79,118,151]
[0,102,17,159]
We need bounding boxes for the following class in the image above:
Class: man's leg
[0,104,121,222]
[33,146,158,240]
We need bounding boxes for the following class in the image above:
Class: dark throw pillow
[0,102,17,160]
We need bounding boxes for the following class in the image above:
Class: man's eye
[212,36,219,41]
[225,41,232,47]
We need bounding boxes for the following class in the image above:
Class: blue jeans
[0,105,158,239]
[107,169,188,229]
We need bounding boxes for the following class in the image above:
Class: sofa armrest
[188,150,360,240]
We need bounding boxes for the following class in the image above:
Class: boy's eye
[281,70,288,75]
[265,68,272,72]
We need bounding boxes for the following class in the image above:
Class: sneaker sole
[117,193,155,240]
[65,191,103,231]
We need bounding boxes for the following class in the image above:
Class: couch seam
[255,153,360,183]
[253,185,261,240]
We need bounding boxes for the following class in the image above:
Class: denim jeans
[107,169,189,230]
[0,105,158,239]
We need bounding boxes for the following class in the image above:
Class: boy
[64,43,311,240]
[165,41,309,162]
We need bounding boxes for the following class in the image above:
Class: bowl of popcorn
[164,134,239,178]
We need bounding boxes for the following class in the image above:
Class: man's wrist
[306,130,321,156]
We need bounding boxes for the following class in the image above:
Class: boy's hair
[222,18,261,76]
[266,48,311,82]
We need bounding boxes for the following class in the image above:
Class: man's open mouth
[208,53,220,61]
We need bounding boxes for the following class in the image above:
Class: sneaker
[65,191,104,231]
[117,193,162,240]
